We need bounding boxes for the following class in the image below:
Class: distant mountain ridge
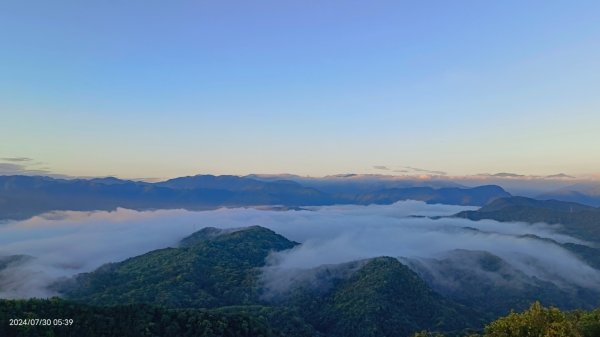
[157,175,303,191]
[537,183,600,207]
[245,173,464,191]
[352,185,509,206]
[0,175,511,220]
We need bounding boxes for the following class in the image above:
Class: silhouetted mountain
[0,175,511,220]
[247,174,464,194]
[155,175,276,191]
[87,177,139,185]
[0,175,334,220]
[538,183,600,207]
[354,185,510,206]
[471,196,596,213]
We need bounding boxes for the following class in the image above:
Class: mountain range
[1,193,600,335]
[537,183,600,207]
[3,175,600,336]
[0,175,510,220]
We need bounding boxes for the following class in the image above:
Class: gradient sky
[1,0,599,179]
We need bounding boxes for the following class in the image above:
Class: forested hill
[3,223,600,336]
[453,196,600,273]
[297,257,479,337]
[454,196,600,242]
[413,302,600,337]
[63,226,297,308]
[1,298,599,337]
[59,226,480,337]
[0,298,275,337]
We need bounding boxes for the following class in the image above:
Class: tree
[485,302,581,337]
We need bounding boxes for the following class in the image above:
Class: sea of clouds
[0,201,598,299]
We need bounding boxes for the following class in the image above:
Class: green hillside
[0,298,274,337]
[60,226,483,336]
[455,197,600,242]
[413,301,600,337]
[63,226,297,308]
[454,196,600,271]
[306,257,479,337]
[404,250,600,318]
[53,223,600,336]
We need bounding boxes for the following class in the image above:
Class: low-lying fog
[0,201,598,299]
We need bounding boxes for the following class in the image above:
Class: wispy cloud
[0,163,53,176]
[0,158,71,179]
[403,166,447,176]
[371,165,447,175]
[491,172,525,178]
[372,165,389,171]
[546,173,576,179]
[470,172,577,180]
[1,157,32,162]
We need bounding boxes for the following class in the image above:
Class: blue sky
[1,0,599,179]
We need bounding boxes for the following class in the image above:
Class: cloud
[546,173,576,179]
[404,166,447,176]
[0,202,598,299]
[372,165,389,170]
[0,156,48,176]
[491,172,526,178]
[1,157,32,162]
[0,158,74,179]
[0,163,54,176]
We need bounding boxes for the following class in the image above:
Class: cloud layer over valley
[0,201,598,299]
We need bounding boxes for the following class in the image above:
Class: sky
[1,0,599,179]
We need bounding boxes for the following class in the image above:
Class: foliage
[212,305,321,337]
[63,226,297,308]
[56,225,600,337]
[485,302,580,337]
[0,298,274,337]
[413,302,600,337]
[455,197,600,242]
[455,196,600,277]
[292,257,481,337]
[404,250,600,318]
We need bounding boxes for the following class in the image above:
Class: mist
[0,201,598,299]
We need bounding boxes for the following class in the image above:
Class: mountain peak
[179,225,298,251]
